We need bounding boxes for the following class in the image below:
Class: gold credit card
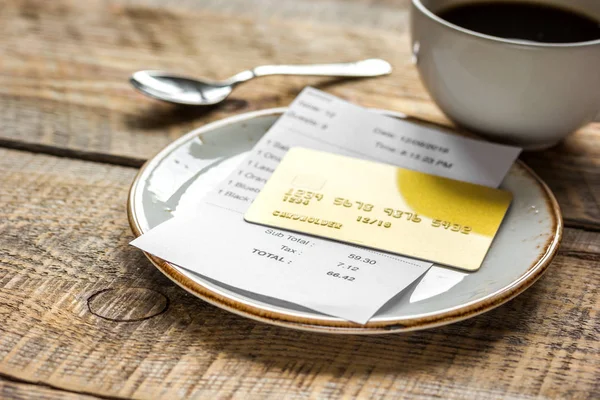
[244,148,512,271]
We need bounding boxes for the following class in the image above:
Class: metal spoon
[130,59,392,106]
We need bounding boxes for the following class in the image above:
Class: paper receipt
[131,87,521,323]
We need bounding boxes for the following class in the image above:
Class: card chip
[291,174,326,190]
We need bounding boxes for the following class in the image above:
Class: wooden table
[1,0,598,398]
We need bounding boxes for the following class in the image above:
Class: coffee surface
[438,2,600,43]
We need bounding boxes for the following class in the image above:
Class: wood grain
[1,148,598,399]
[520,124,600,230]
[0,0,436,163]
[1,0,598,229]
[1,0,599,398]
[0,375,103,400]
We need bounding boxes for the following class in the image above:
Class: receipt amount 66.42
[133,204,431,324]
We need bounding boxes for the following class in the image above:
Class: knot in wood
[87,288,169,322]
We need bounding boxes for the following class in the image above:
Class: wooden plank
[1,0,599,229]
[116,0,412,31]
[0,148,598,399]
[0,0,436,163]
[0,375,103,400]
[562,227,600,257]
[520,124,600,230]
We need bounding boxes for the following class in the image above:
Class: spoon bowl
[130,72,234,105]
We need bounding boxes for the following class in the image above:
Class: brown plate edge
[126,109,563,335]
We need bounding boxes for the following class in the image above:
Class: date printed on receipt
[245,147,513,271]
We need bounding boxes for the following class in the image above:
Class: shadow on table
[210,291,539,375]
[124,76,375,130]
[123,99,249,130]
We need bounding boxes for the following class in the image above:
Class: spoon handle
[250,59,392,78]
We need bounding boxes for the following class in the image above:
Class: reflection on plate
[128,108,562,334]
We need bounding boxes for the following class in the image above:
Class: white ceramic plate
[128,108,562,334]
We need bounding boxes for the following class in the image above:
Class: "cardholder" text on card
[245,147,513,271]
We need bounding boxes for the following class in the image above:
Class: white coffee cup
[410,0,600,149]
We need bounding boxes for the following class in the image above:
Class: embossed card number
[245,147,513,271]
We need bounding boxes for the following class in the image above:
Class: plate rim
[127,107,563,334]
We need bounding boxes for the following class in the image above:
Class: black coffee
[438,2,600,43]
